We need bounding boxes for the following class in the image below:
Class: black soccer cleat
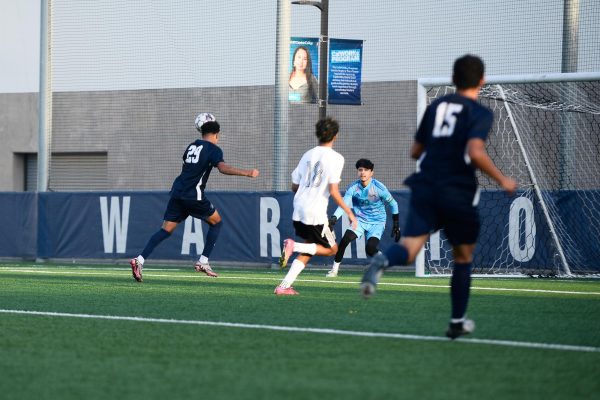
[360,252,388,299]
[446,319,476,340]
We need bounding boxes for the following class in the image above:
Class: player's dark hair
[355,158,374,170]
[452,54,485,90]
[201,121,220,135]
[315,117,339,143]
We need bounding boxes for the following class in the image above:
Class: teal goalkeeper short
[349,221,385,240]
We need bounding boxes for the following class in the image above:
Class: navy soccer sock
[141,228,171,259]
[384,243,409,269]
[202,221,222,258]
[450,262,472,320]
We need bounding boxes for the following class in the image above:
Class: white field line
[0,309,598,354]
[1,268,600,296]
[0,268,600,296]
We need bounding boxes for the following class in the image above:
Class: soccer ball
[194,113,216,130]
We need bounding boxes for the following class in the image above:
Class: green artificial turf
[0,263,599,400]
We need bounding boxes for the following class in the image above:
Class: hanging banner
[289,37,320,104]
[328,39,363,105]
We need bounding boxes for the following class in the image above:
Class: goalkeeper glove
[391,214,401,242]
[328,215,338,229]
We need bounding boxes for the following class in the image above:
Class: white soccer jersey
[291,146,345,225]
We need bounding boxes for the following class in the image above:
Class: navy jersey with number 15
[413,93,494,186]
[169,139,224,200]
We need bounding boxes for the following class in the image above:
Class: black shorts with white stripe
[293,221,336,248]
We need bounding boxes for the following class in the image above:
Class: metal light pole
[38,0,52,192]
[292,0,329,120]
[274,0,291,191]
[561,0,579,73]
[559,0,580,189]
[275,0,329,190]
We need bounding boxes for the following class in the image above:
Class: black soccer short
[163,196,216,223]
[293,221,336,248]
[403,182,480,246]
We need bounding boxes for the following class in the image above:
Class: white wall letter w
[100,196,131,253]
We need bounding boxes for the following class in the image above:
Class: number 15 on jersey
[433,102,464,138]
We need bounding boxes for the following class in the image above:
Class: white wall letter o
[508,197,536,262]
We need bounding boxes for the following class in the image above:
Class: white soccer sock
[199,255,209,264]
[136,255,145,265]
[451,317,466,324]
[278,259,306,289]
[293,242,317,255]
[331,261,341,272]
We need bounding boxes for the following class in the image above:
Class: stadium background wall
[0,82,416,192]
[1,1,598,273]
[2,190,597,270]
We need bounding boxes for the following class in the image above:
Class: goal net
[416,73,600,277]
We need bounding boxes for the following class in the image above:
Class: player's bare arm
[291,183,299,193]
[330,182,357,229]
[216,162,259,178]
[467,138,517,194]
[410,141,425,160]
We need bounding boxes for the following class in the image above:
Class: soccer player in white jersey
[326,158,400,277]
[275,117,357,295]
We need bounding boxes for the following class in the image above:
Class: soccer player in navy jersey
[129,113,259,282]
[360,55,517,339]
[326,159,400,278]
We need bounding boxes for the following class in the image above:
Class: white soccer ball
[194,113,216,130]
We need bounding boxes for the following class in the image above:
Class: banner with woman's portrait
[289,37,319,104]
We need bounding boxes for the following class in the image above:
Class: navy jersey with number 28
[413,93,493,185]
[169,139,224,200]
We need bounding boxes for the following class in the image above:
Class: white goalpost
[415,72,600,277]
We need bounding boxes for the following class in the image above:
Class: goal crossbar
[418,72,600,87]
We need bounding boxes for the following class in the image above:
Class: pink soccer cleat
[195,261,218,277]
[278,238,295,269]
[130,258,143,282]
[274,286,299,296]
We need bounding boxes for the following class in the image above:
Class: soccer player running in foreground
[360,55,517,339]
[130,113,259,282]
[326,158,400,278]
[275,117,357,295]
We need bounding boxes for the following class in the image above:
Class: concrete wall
[0,93,38,191]
[3,79,600,193]
[0,81,418,192]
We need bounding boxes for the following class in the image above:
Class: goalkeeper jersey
[333,178,398,224]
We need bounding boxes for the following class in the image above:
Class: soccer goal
[415,72,600,277]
